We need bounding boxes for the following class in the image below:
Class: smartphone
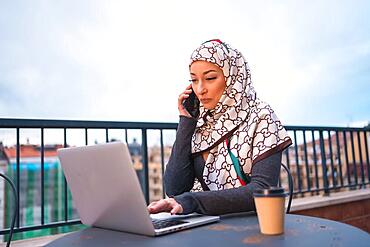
[182,89,200,118]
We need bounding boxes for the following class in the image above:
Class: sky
[1,0,370,130]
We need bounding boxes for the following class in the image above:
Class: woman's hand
[178,84,193,118]
[147,198,183,215]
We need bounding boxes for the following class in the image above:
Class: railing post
[41,128,45,225]
[302,130,311,192]
[16,128,20,228]
[343,130,352,186]
[328,131,336,188]
[105,128,109,143]
[335,131,344,187]
[356,131,365,188]
[141,129,150,203]
[293,130,302,195]
[319,131,330,195]
[160,129,166,199]
[63,128,68,221]
[311,130,320,195]
[350,131,358,188]
[363,130,370,184]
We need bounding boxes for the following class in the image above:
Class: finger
[147,204,156,213]
[147,200,161,212]
[170,204,183,215]
[148,199,171,213]
[148,201,158,207]
[178,93,190,105]
[178,87,193,104]
[179,92,190,99]
[177,91,193,118]
[186,83,192,89]
[147,201,160,213]
[167,198,182,214]
[147,206,155,213]
[178,90,192,100]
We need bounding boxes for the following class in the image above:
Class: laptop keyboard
[151,218,188,229]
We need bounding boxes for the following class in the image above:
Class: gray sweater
[164,116,282,215]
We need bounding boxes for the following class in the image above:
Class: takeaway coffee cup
[253,187,287,235]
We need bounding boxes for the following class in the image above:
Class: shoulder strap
[225,137,251,186]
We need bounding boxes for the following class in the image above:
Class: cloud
[0,0,369,127]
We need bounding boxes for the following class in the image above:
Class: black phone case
[182,90,200,118]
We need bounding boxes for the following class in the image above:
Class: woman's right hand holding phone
[178,83,193,118]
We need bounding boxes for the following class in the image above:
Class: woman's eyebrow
[203,70,217,75]
[190,70,217,76]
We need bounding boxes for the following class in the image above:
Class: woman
[148,39,292,215]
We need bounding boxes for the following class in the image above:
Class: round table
[46,213,370,247]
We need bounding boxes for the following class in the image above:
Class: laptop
[57,141,219,236]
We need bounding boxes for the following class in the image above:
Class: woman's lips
[200,98,212,104]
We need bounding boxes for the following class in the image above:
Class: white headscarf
[190,40,292,191]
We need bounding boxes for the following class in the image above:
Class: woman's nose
[196,81,207,95]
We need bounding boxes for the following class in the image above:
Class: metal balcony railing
[0,118,369,237]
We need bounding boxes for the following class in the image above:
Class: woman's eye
[206,77,217,81]
[189,79,197,83]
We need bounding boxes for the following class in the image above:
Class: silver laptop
[57,141,219,236]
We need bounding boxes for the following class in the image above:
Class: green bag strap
[226,137,251,185]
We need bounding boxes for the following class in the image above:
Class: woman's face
[190,60,226,110]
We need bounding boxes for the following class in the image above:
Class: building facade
[283,131,369,194]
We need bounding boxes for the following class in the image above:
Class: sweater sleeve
[174,151,282,215]
[164,116,197,196]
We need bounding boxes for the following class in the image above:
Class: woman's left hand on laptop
[147,198,183,215]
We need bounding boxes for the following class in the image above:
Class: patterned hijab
[190,39,292,191]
